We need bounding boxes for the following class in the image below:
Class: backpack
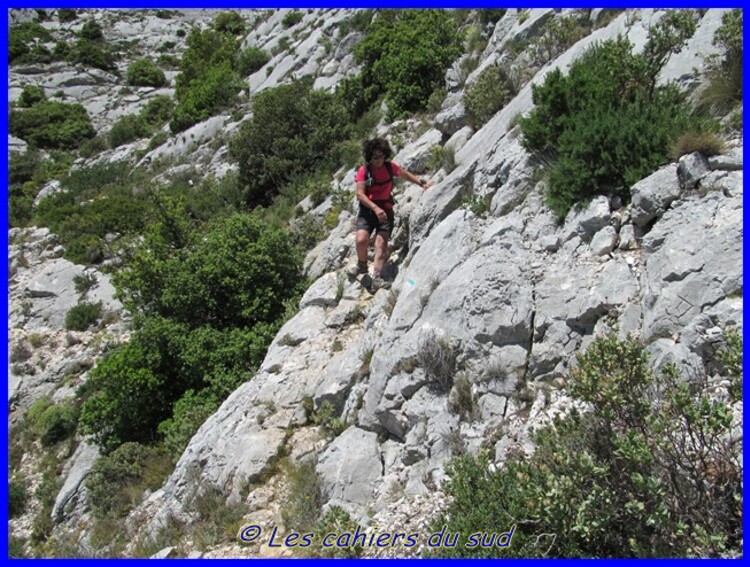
[365,161,397,205]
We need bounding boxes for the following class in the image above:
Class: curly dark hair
[362,138,393,163]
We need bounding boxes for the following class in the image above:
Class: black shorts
[356,205,395,236]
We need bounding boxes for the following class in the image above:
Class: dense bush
[64,301,103,331]
[237,46,270,76]
[213,10,246,35]
[464,65,517,129]
[171,28,244,133]
[229,79,352,207]
[429,333,742,558]
[10,101,96,150]
[520,18,707,219]
[108,114,151,147]
[126,58,167,87]
[18,85,46,107]
[344,10,463,119]
[80,213,304,450]
[9,478,28,518]
[282,10,304,28]
[24,397,79,446]
[9,22,54,64]
[58,8,78,22]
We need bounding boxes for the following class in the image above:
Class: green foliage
[141,95,174,126]
[348,9,463,119]
[312,400,346,437]
[58,9,78,23]
[464,65,517,128]
[237,46,270,77]
[520,34,707,220]
[698,9,742,116]
[24,397,79,446]
[313,507,363,558]
[430,334,742,558]
[80,20,104,41]
[171,28,244,133]
[213,11,246,35]
[479,9,507,25]
[126,58,167,87]
[64,301,103,331]
[282,10,304,28]
[10,101,95,150]
[80,212,303,450]
[73,273,98,295]
[529,14,591,66]
[9,22,54,64]
[86,442,173,519]
[109,114,151,147]
[9,477,29,518]
[229,80,352,207]
[18,84,46,107]
[157,389,221,461]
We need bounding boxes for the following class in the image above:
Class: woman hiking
[346,138,434,290]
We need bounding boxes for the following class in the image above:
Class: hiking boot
[370,275,391,291]
[346,260,368,278]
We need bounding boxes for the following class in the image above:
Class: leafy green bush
[126,58,167,87]
[171,28,244,133]
[10,101,95,150]
[230,79,352,207]
[109,114,151,147]
[429,333,742,558]
[237,46,270,76]
[80,20,104,41]
[9,22,54,64]
[72,38,117,72]
[58,9,78,22]
[9,478,29,518]
[37,403,79,446]
[213,10,246,35]
[464,65,517,128]
[80,213,304,450]
[18,85,46,107]
[345,9,463,119]
[86,442,173,519]
[282,10,304,28]
[64,301,103,331]
[157,389,221,461]
[141,94,174,126]
[520,26,707,219]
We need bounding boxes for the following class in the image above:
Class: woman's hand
[374,207,387,222]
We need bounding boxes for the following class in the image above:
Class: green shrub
[80,213,304,450]
[58,9,78,22]
[126,58,167,87]
[86,442,173,520]
[10,101,96,150]
[697,9,742,116]
[9,22,53,63]
[313,506,363,558]
[311,400,345,437]
[9,477,29,518]
[65,301,103,331]
[157,389,221,461]
[520,28,707,220]
[282,10,304,28]
[80,20,104,42]
[37,402,79,446]
[237,46,270,76]
[213,11,246,35]
[72,38,117,72]
[171,28,244,133]
[78,135,109,158]
[73,272,98,295]
[429,333,742,558]
[229,80,352,207]
[479,9,507,25]
[109,114,151,147]
[140,95,174,126]
[347,10,463,119]
[464,65,517,128]
[18,84,46,107]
